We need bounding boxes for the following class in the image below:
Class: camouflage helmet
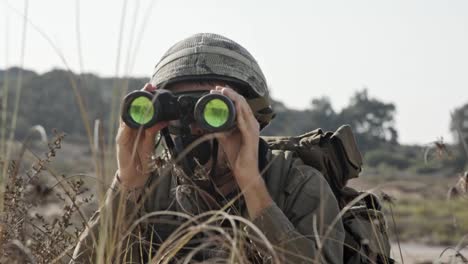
[150,33,275,128]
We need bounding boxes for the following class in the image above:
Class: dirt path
[392,243,468,264]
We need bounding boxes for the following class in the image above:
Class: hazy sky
[1,0,467,144]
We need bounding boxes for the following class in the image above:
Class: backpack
[262,125,394,264]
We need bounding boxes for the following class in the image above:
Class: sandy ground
[392,242,468,264]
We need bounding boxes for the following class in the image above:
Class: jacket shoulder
[264,149,331,208]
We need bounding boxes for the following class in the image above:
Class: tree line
[0,67,464,159]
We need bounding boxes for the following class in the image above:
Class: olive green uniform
[73,32,345,264]
[72,148,345,263]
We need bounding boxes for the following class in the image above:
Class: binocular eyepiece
[121,89,236,133]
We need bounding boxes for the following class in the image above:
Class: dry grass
[1,1,468,264]
[0,131,289,263]
[0,129,393,264]
[0,130,94,263]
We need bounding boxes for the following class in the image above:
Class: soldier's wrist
[242,178,273,219]
[116,169,149,190]
[234,166,262,190]
[114,171,146,202]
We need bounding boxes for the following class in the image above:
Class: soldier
[72,33,345,263]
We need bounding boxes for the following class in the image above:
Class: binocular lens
[122,89,235,131]
[129,96,154,125]
[203,98,230,128]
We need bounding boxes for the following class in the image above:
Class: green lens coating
[203,98,229,128]
[129,96,154,125]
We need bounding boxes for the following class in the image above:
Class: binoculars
[121,89,236,133]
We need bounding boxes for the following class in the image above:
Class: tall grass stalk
[2,0,100,173]
[106,0,129,159]
[0,4,11,166]
[387,198,404,264]
[1,2,448,263]
[1,0,29,213]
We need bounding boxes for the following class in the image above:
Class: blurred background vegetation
[2,67,467,170]
[1,67,468,253]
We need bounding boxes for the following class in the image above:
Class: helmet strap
[210,139,218,179]
[162,126,214,178]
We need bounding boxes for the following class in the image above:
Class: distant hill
[0,67,315,140]
[0,68,146,141]
[0,67,399,150]
[2,67,465,174]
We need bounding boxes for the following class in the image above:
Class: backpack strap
[342,191,394,264]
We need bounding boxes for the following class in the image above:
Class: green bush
[364,149,411,169]
[388,198,468,245]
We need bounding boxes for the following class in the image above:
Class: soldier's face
[167,81,234,178]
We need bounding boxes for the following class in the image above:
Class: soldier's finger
[236,105,249,134]
[217,86,240,100]
[147,121,169,134]
[209,89,222,97]
[140,128,156,153]
[241,99,259,129]
[116,118,137,146]
[216,86,257,133]
[142,83,157,92]
[218,87,247,112]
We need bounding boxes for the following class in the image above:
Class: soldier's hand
[212,86,273,219]
[115,83,168,188]
[211,86,261,188]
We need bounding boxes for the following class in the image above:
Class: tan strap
[247,97,275,123]
[247,97,270,112]
[255,112,276,124]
